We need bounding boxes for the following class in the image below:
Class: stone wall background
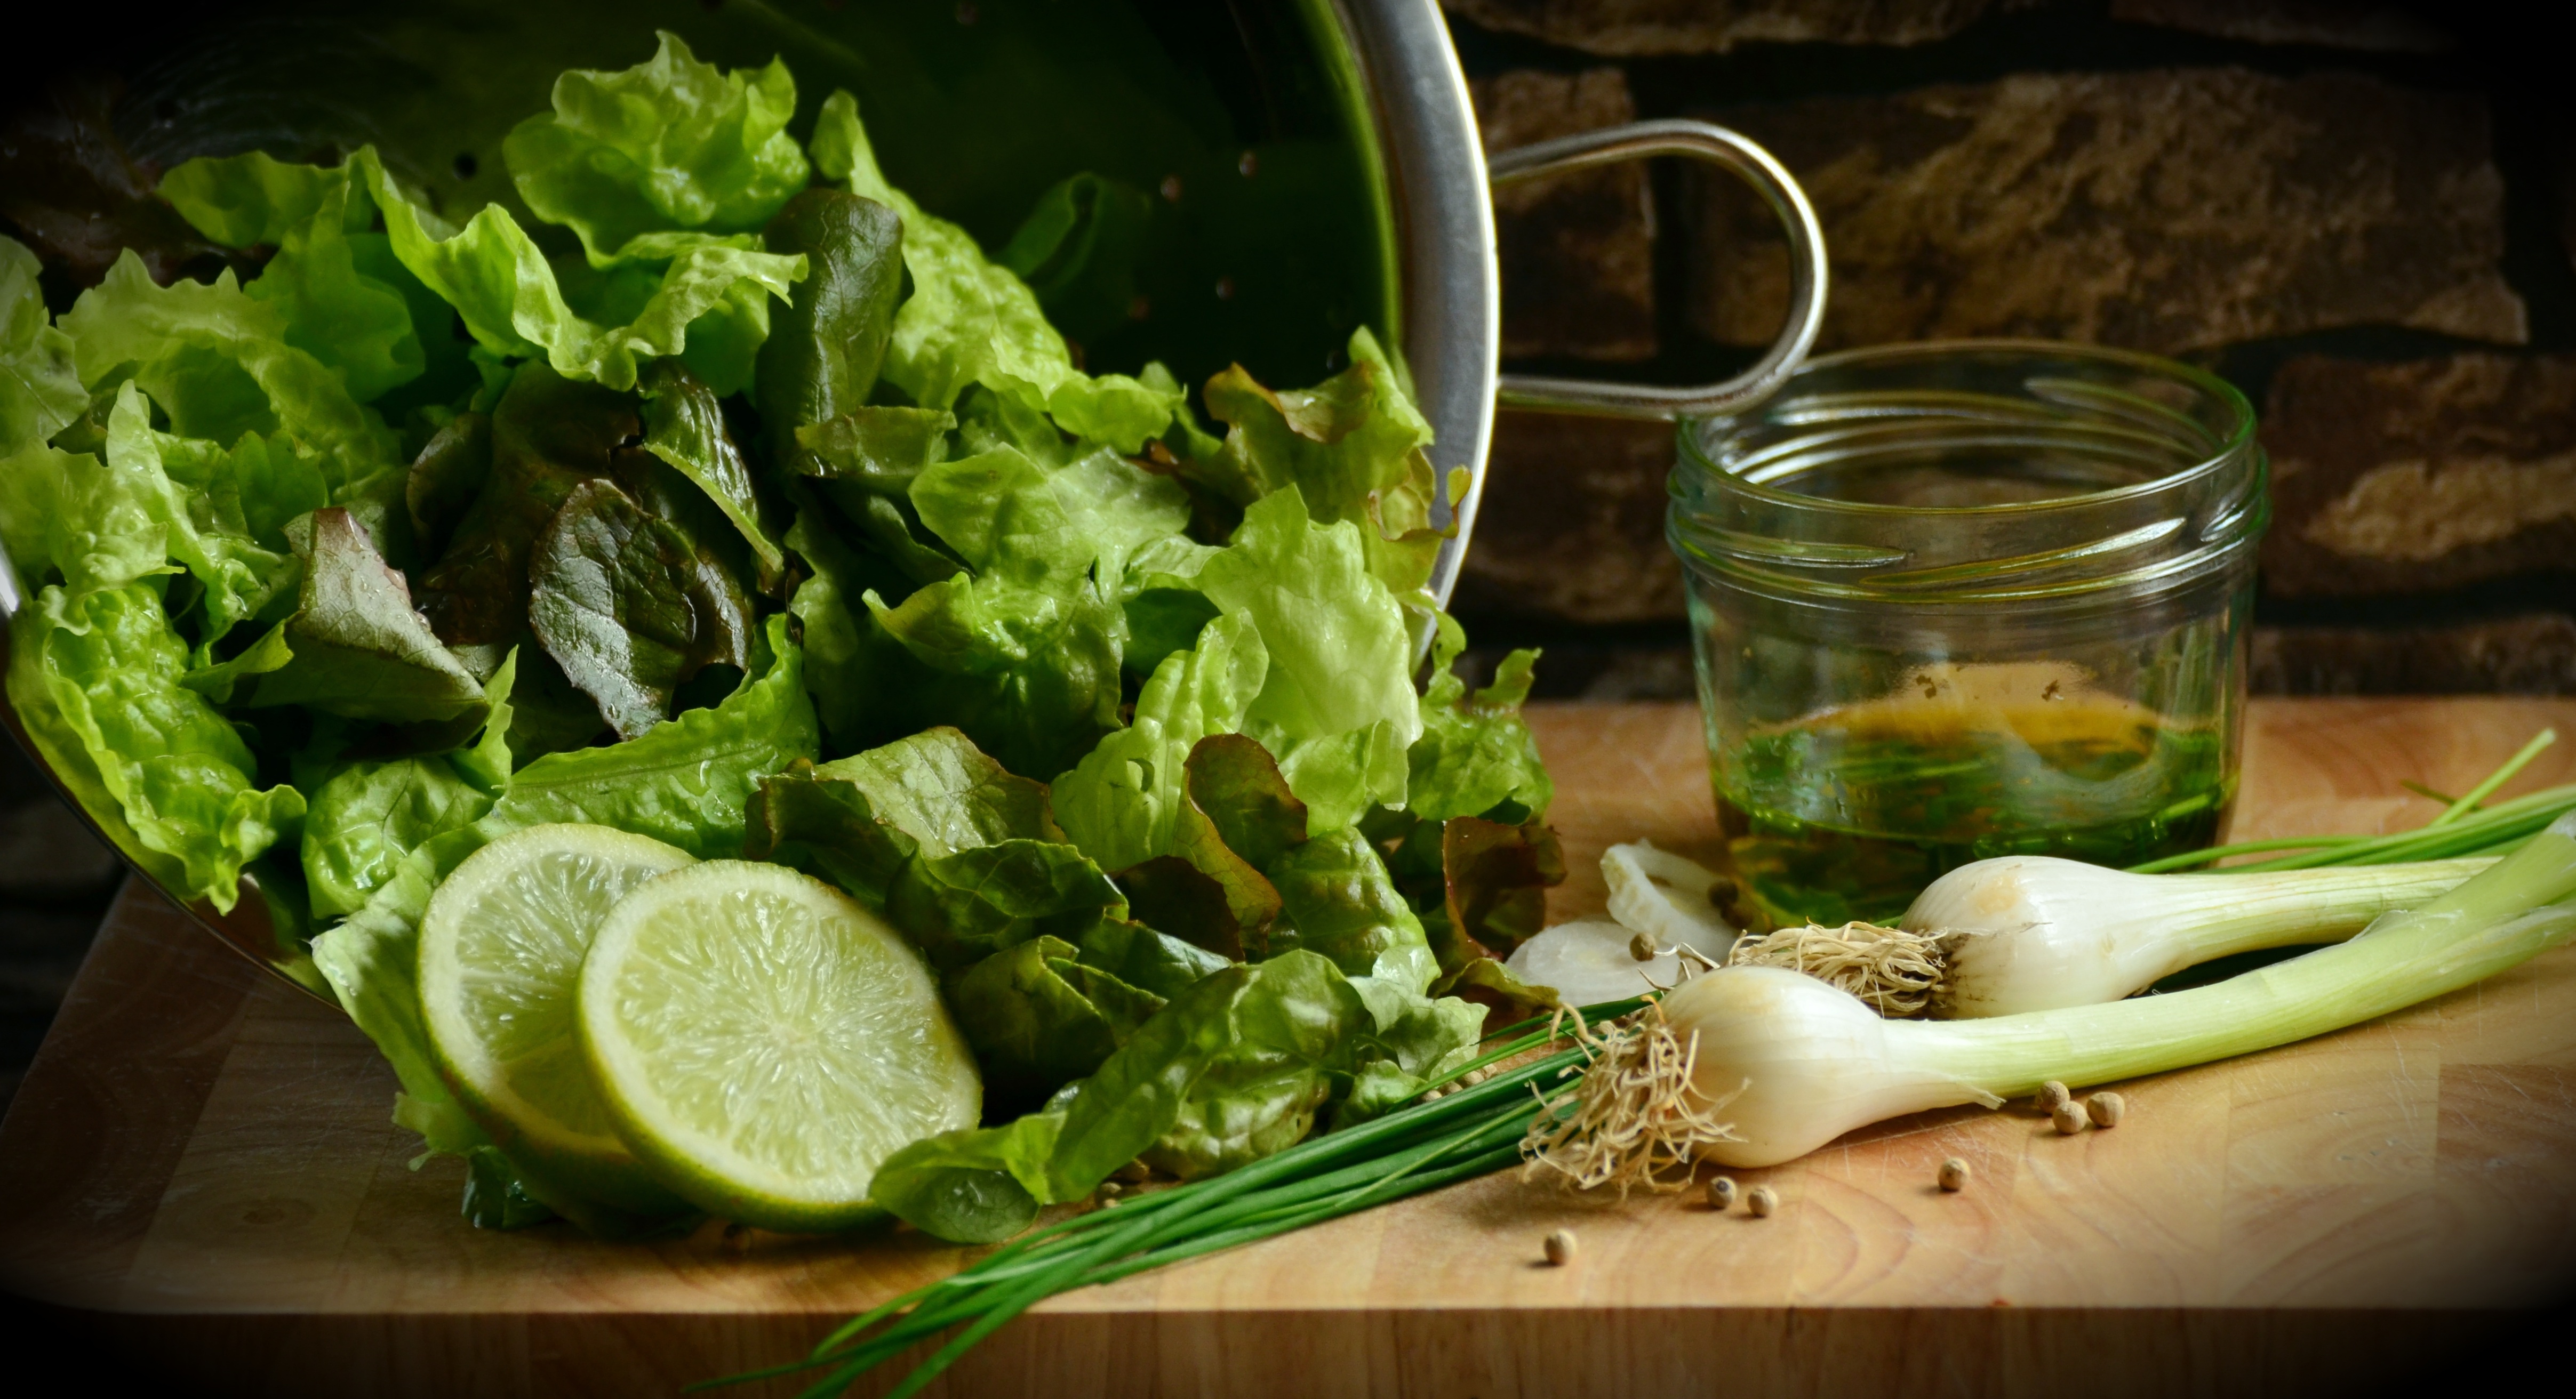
[1447,0,2576,698]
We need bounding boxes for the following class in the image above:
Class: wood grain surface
[3,698,2573,1398]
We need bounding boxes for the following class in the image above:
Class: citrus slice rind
[577,860,980,1232]
[417,822,697,1210]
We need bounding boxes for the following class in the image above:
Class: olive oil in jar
[1715,668,2234,930]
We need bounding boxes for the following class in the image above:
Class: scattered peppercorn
[1747,1186,1777,1217]
[2086,1092,2126,1128]
[1706,1176,1738,1211]
[2036,1081,2072,1114]
[1629,932,1656,962]
[2051,1101,2087,1135]
[1938,1157,1970,1192]
[1544,1229,1577,1266]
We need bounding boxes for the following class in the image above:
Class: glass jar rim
[1667,339,2268,608]
[1677,338,2259,516]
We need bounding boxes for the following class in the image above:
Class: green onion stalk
[1668,812,2576,1167]
[1727,730,2575,1017]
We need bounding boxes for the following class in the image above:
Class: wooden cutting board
[4,698,2573,1398]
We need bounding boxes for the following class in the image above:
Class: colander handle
[1488,119,1828,421]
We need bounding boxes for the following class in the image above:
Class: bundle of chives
[2131,730,2570,873]
[698,999,1646,1399]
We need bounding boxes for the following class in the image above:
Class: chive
[703,1012,1619,1398]
[2431,730,2555,826]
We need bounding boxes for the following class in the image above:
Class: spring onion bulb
[1633,814,2576,1168]
[1732,854,2493,1018]
[1506,843,1735,1005]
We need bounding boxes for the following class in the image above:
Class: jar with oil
[1670,342,2267,929]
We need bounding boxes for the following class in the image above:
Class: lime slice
[418,822,697,1212]
[577,860,980,1231]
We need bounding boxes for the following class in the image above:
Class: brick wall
[1446,0,2576,698]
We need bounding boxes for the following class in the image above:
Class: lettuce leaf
[528,478,753,739]
[1195,487,1420,832]
[1052,613,1267,874]
[415,359,632,646]
[810,90,1178,453]
[504,32,809,266]
[743,726,1050,912]
[300,649,518,919]
[858,570,1126,783]
[58,251,408,540]
[157,150,426,404]
[1265,824,1438,996]
[813,726,1050,855]
[638,360,782,585]
[949,933,1164,1109]
[5,581,303,911]
[348,147,802,393]
[1,234,84,459]
[193,506,486,723]
[1201,327,1445,597]
[1407,610,1552,824]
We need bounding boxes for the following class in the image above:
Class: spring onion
[1730,731,2574,1017]
[1613,813,2576,1170]
[1731,854,2492,1017]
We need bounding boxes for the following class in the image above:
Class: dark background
[1446,0,2576,700]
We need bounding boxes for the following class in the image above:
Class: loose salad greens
[0,34,1560,1237]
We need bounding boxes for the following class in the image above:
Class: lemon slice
[577,860,980,1231]
[418,822,698,1212]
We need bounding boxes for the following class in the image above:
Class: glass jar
[1668,341,2270,930]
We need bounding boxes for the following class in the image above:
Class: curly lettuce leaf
[745,759,918,911]
[814,725,1049,855]
[859,571,1126,782]
[1408,610,1552,824]
[809,90,1178,453]
[1075,918,1232,1001]
[2,234,83,459]
[1052,613,1267,874]
[1195,486,1420,831]
[1437,815,1566,962]
[158,150,426,404]
[415,360,632,646]
[872,942,1481,1240]
[1135,950,1365,1180]
[504,31,809,266]
[350,147,802,393]
[300,649,518,919]
[886,839,1128,978]
[1265,824,1438,998]
[781,504,911,749]
[950,933,1164,1109]
[406,410,489,556]
[58,250,407,535]
[94,383,298,637]
[5,581,303,912]
[743,725,1051,912]
[1201,327,1444,596]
